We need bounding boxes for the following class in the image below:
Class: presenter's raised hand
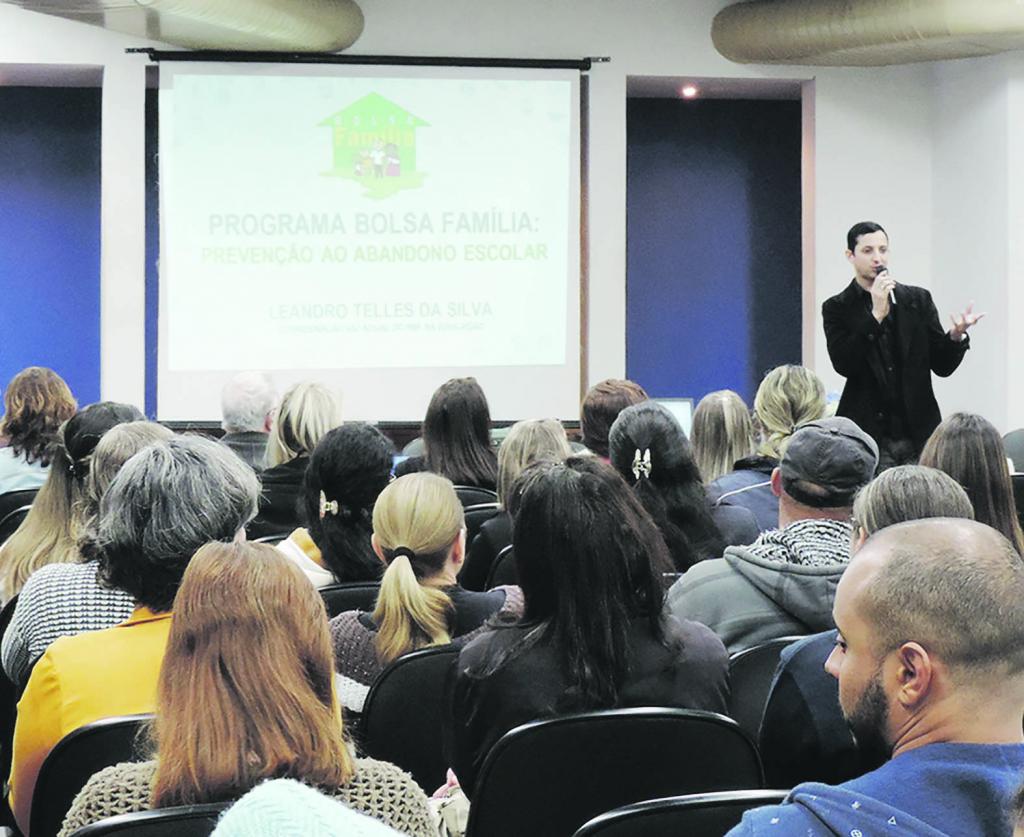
[949,302,985,341]
[870,271,896,322]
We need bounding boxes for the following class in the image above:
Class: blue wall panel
[0,87,102,405]
[626,98,802,407]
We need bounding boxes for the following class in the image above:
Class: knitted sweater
[212,778,402,837]
[1,561,135,685]
[331,585,524,713]
[58,759,435,837]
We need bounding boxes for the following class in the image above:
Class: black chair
[31,714,153,837]
[572,789,788,837]
[727,636,804,740]
[1011,473,1024,531]
[454,485,498,507]
[484,545,517,588]
[465,708,763,837]
[0,594,19,793]
[67,802,230,836]
[319,582,380,618]
[250,533,287,545]
[360,645,459,793]
[0,505,31,545]
[462,502,500,549]
[0,489,37,526]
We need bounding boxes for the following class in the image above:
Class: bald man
[729,519,1024,836]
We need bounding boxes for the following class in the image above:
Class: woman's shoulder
[59,761,157,837]
[332,758,434,837]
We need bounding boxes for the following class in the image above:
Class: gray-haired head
[221,371,277,434]
[95,435,259,612]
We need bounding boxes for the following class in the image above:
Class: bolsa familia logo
[319,93,430,200]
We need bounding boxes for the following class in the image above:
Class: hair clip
[318,490,339,519]
[632,448,652,480]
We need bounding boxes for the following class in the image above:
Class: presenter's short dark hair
[846,222,887,252]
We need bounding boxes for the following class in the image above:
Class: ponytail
[373,553,454,664]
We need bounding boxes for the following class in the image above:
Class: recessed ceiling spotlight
[681,85,699,99]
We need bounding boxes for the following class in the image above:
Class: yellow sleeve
[9,650,64,835]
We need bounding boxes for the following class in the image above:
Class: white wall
[1,0,1015,428]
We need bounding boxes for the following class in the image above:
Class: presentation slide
[157,63,581,422]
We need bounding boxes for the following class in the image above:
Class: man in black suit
[822,222,983,468]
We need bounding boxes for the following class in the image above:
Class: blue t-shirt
[729,742,1024,836]
[0,446,47,495]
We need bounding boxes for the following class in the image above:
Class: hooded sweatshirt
[727,742,1024,836]
[665,518,851,654]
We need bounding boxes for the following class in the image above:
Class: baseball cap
[781,417,879,508]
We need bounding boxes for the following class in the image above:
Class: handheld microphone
[876,266,896,304]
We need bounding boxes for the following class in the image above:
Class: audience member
[1,420,171,685]
[579,378,648,459]
[706,365,827,533]
[667,417,878,653]
[730,519,1024,836]
[58,542,433,837]
[759,466,974,788]
[461,418,572,591]
[0,367,76,495]
[449,457,728,798]
[277,423,393,587]
[609,402,729,570]
[398,377,498,490]
[219,371,277,472]
[691,389,754,484]
[1005,428,1024,473]
[249,381,341,539]
[0,401,144,601]
[919,411,1024,554]
[211,779,403,837]
[9,435,258,833]
[331,473,522,714]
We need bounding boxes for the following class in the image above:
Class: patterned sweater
[58,758,436,837]
[2,561,135,685]
[331,585,524,713]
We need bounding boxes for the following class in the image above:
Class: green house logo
[319,93,430,199]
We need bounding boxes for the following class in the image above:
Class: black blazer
[822,280,969,452]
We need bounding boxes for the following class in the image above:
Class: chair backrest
[465,708,763,837]
[462,502,500,549]
[1012,473,1024,530]
[31,714,153,837]
[572,790,788,837]
[0,488,37,526]
[0,594,19,782]
[360,645,459,793]
[454,485,498,507]
[67,802,230,837]
[319,582,381,618]
[727,636,803,740]
[485,545,517,589]
[0,505,32,545]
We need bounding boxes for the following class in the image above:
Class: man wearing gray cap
[666,416,879,654]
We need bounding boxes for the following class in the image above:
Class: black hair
[422,377,497,490]
[304,423,394,583]
[608,402,725,570]
[846,221,887,253]
[63,402,145,482]
[479,456,674,709]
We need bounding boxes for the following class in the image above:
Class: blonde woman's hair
[151,542,352,808]
[265,382,341,468]
[753,365,826,460]
[371,473,464,664]
[0,459,77,598]
[691,391,754,483]
[497,419,572,506]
